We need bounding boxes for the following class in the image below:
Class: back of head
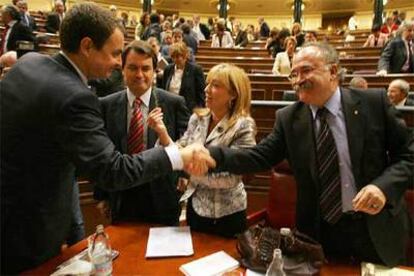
[149,13,160,24]
[60,2,121,53]
[2,4,21,21]
[180,23,191,34]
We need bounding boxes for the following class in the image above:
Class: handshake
[178,144,216,176]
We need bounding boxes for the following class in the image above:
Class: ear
[79,37,94,57]
[330,64,338,80]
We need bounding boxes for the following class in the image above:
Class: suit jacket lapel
[341,88,364,188]
[292,104,318,184]
[180,63,190,96]
[165,67,173,91]
[147,89,158,148]
[52,53,83,82]
[205,115,229,145]
[117,91,128,153]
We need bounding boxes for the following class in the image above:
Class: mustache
[293,81,313,92]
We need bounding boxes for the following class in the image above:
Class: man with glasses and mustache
[203,42,413,266]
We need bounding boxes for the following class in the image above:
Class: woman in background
[149,63,256,237]
[272,36,296,75]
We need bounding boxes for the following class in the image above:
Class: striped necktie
[127,98,145,154]
[316,108,342,224]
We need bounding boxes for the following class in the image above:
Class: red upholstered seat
[247,160,296,229]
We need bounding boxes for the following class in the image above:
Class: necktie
[316,108,342,224]
[127,98,145,154]
[1,25,10,55]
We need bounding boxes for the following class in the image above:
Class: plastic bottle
[265,248,286,276]
[88,224,112,276]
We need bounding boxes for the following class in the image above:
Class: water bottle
[88,224,112,276]
[265,248,286,276]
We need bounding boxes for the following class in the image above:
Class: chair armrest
[247,209,267,226]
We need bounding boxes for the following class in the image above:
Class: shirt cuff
[164,144,183,170]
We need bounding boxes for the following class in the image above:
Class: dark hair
[122,40,157,69]
[60,2,121,53]
[140,12,149,25]
[149,13,160,24]
[306,30,317,38]
[371,24,381,32]
[2,5,21,21]
[180,23,191,34]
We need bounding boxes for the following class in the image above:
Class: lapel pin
[217,126,223,133]
[354,110,358,115]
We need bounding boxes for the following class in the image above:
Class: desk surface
[22,222,386,275]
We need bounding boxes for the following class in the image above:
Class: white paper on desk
[179,251,239,276]
[361,262,414,276]
[145,226,194,257]
[246,269,265,276]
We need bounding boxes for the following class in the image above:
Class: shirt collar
[7,20,17,28]
[127,86,152,108]
[59,51,88,86]
[310,86,341,119]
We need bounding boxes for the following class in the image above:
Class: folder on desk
[145,226,194,258]
[179,251,239,276]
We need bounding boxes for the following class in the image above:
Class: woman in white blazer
[211,22,234,48]
[272,36,297,75]
[148,63,256,237]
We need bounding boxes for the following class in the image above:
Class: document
[145,226,194,257]
[179,251,239,276]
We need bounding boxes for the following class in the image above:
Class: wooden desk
[24,222,369,275]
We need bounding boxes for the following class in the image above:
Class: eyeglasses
[288,64,331,82]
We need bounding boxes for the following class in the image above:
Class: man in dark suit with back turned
[377,22,414,75]
[95,40,190,225]
[206,42,413,267]
[0,3,213,274]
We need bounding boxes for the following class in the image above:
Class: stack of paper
[145,226,194,258]
[179,251,239,276]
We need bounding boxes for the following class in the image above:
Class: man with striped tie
[95,40,190,225]
[206,42,413,267]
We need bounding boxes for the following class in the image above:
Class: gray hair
[396,21,414,36]
[349,76,368,89]
[389,79,410,95]
[300,42,345,82]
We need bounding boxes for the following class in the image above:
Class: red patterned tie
[128,98,145,154]
[316,108,342,224]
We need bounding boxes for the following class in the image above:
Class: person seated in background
[377,22,414,75]
[0,50,17,78]
[135,12,150,40]
[16,0,37,31]
[161,42,205,111]
[233,21,248,48]
[164,28,195,62]
[265,27,280,56]
[271,28,291,58]
[45,0,65,33]
[291,22,305,47]
[246,24,258,42]
[349,76,368,90]
[272,36,296,76]
[147,36,169,85]
[380,17,398,36]
[363,24,388,48]
[95,40,190,225]
[211,21,234,48]
[151,63,257,237]
[387,79,414,106]
[304,30,318,43]
[0,4,35,57]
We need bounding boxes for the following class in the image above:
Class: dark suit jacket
[0,53,175,273]
[5,21,34,53]
[210,88,413,267]
[235,30,248,47]
[260,22,270,38]
[199,23,211,40]
[95,88,190,224]
[20,13,37,31]
[378,36,414,73]
[161,61,206,111]
[45,12,61,33]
